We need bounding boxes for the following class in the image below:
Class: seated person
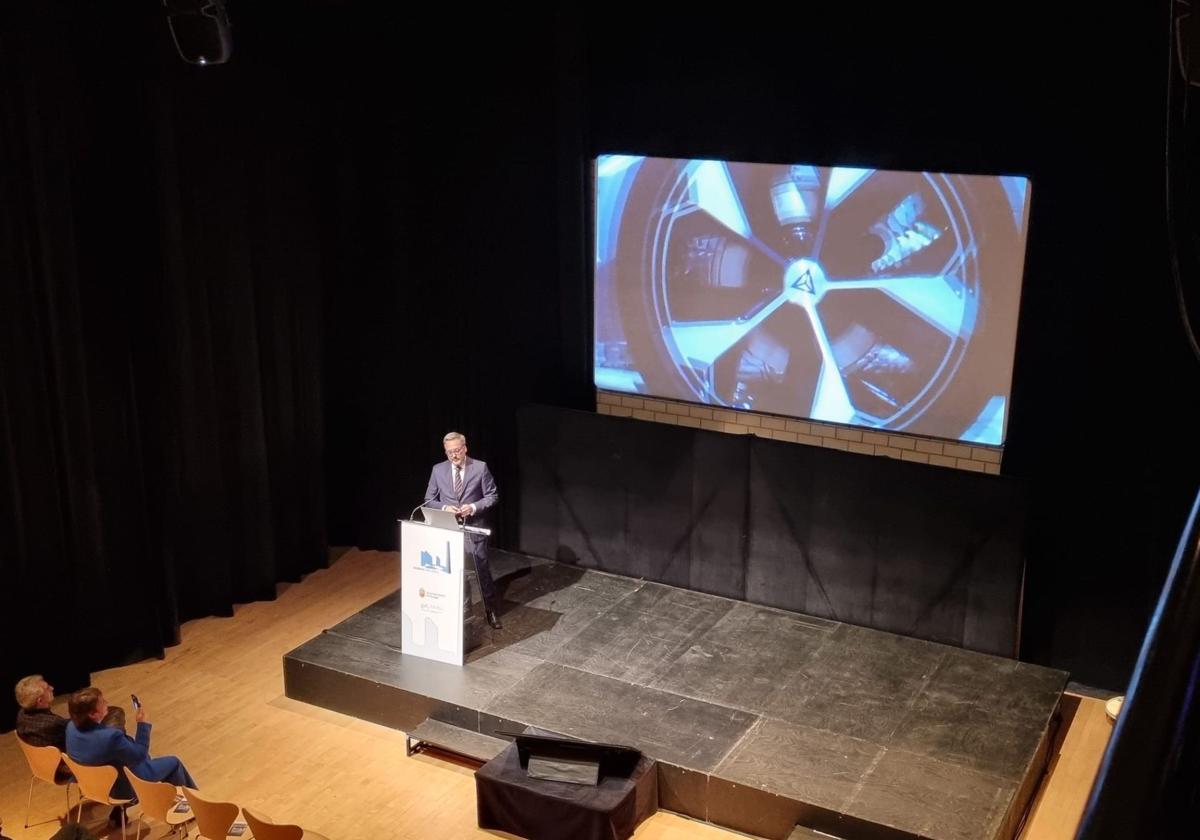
[15,674,128,786]
[15,675,69,751]
[65,687,196,800]
[15,675,127,750]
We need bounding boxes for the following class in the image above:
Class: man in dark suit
[424,431,502,628]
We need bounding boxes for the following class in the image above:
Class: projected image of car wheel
[605,157,1025,442]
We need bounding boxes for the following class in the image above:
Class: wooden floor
[1018,692,1113,840]
[0,549,1113,840]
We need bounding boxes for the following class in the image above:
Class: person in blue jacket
[65,687,196,808]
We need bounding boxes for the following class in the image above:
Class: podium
[399,513,472,666]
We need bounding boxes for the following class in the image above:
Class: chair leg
[24,776,34,828]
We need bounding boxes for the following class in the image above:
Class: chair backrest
[184,787,239,840]
[61,755,125,805]
[124,767,179,822]
[242,807,303,840]
[16,736,65,785]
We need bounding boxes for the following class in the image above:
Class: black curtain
[319,9,594,549]
[4,1,1198,711]
[518,405,1027,657]
[0,5,326,727]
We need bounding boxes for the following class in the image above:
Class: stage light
[163,0,232,66]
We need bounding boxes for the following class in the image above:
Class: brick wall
[595,390,1002,474]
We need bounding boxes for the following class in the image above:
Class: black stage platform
[283,551,1067,840]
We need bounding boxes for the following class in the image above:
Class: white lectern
[399,516,466,665]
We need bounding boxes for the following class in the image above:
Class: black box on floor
[498,730,642,784]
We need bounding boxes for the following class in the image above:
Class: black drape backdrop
[319,10,592,549]
[1,6,327,725]
[2,2,1198,712]
[518,405,1028,657]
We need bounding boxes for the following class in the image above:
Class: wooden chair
[125,767,195,839]
[183,787,243,839]
[15,736,75,829]
[243,807,333,840]
[61,754,133,839]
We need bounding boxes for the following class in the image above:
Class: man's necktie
[454,465,463,499]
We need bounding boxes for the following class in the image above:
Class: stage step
[405,718,508,762]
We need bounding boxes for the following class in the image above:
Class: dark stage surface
[284,551,1067,840]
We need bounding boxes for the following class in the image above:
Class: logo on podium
[419,541,453,574]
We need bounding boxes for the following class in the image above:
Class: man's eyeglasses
[445,447,466,456]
